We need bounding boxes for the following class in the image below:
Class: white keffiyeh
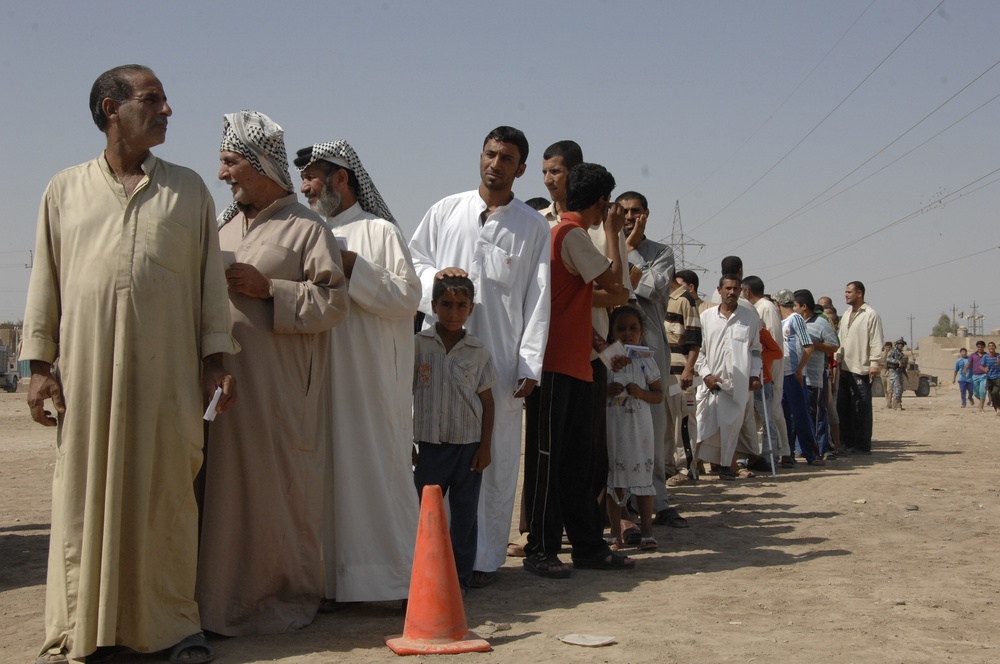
[295,141,395,224]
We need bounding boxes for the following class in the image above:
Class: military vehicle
[871,357,936,398]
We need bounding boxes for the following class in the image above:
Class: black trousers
[524,371,609,560]
[838,371,873,452]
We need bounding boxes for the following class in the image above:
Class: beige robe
[21,154,237,661]
[323,203,421,602]
[197,195,348,635]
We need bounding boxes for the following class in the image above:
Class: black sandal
[523,552,571,579]
[573,550,635,570]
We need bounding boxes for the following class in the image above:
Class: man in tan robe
[295,141,420,604]
[22,65,238,664]
[196,111,348,636]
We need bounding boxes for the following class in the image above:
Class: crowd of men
[23,64,900,664]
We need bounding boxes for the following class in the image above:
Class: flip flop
[168,632,215,664]
[523,552,571,579]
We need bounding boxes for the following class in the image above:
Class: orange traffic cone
[385,484,491,655]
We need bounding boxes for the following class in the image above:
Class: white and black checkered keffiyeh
[295,141,395,224]
[219,110,294,224]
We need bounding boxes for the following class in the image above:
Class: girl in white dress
[605,306,663,550]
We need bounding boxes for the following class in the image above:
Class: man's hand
[749,376,762,391]
[608,382,625,397]
[703,374,721,391]
[680,366,695,390]
[605,202,626,235]
[435,267,468,280]
[202,354,237,415]
[512,378,537,399]
[868,365,879,380]
[796,370,805,386]
[226,263,271,299]
[470,444,492,473]
[27,362,64,427]
[339,250,357,279]
[625,212,646,252]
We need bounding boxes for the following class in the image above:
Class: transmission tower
[668,201,707,273]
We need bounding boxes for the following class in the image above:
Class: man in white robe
[196,111,348,636]
[23,65,238,664]
[295,141,421,604]
[409,126,550,586]
[695,275,762,478]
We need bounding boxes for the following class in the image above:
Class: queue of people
[23,64,900,664]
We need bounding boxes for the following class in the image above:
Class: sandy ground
[2,385,999,664]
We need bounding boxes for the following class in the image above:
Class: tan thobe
[323,203,421,601]
[197,195,348,635]
[21,154,237,661]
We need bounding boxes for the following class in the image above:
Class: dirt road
[2,387,997,663]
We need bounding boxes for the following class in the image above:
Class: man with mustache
[197,111,348,636]
[23,65,238,664]
[694,275,763,480]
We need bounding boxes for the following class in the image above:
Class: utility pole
[964,301,986,336]
[25,250,32,269]
[664,201,707,274]
[907,314,915,350]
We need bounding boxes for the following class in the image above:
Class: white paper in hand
[599,341,627,370]
[204,387,222,421]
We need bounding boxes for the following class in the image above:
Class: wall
[915,334,1000,381]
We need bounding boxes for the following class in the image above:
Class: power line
[767,165,1000,280]
[690,0,945,234]
[709,55,1000,254]
[681,0,877,201]
[868,245,1000,284]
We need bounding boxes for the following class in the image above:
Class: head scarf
[294,140,395,224]
[219,110,294,224]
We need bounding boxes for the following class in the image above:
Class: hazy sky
[1,0,998,342]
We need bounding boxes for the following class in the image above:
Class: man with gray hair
[295,141,421,606]
[24,65,238,664]
[197,111,348,636]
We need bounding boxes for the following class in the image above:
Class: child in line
[412,275,497,593]
[604,305,663,551]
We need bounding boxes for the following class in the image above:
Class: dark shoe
[717,467,737,481]
[168,633,215,664]
[318,597,351,613]
[523,552,571,579]
[573,550,636,570]
[652,507,689,528]
[469,571,497,588]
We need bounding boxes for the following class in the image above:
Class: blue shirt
[955,357,971,382]
[803,314,839,387]
[983,354,1000,380]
